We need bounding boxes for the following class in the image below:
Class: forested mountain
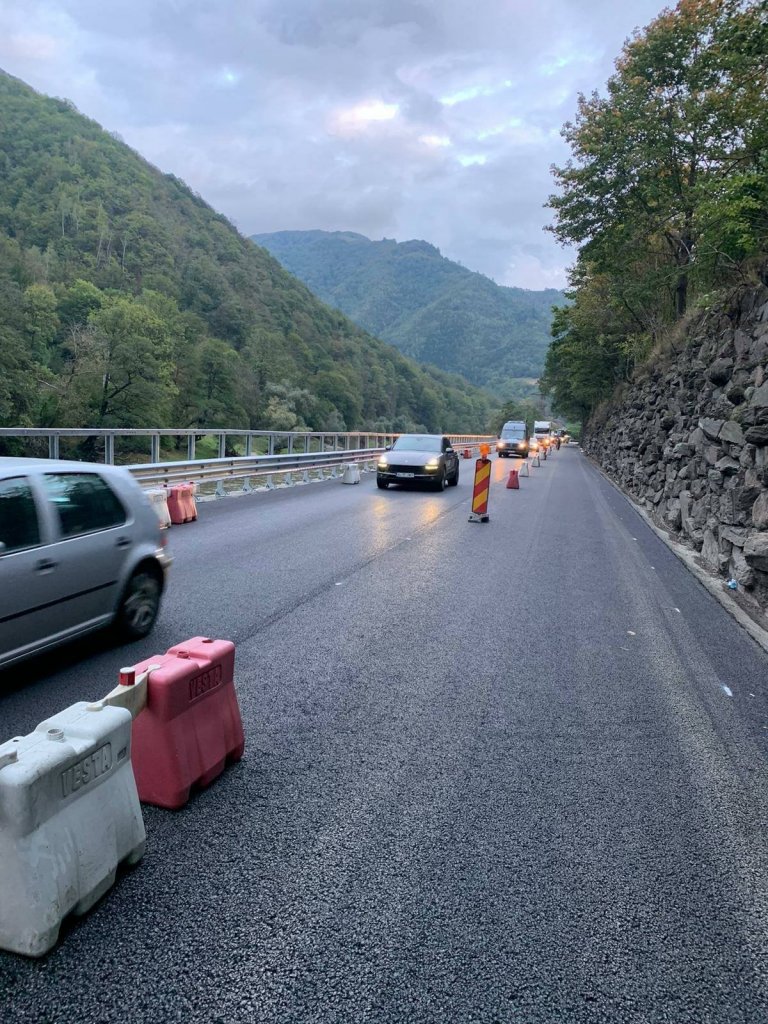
[0,70,495,436]
[252,230,564,399]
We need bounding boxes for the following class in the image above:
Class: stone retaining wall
[584,285,768,612]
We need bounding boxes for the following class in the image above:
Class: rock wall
[584,285,768,611]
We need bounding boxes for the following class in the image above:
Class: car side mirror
[385,444,392,451]
[445,447,454,454]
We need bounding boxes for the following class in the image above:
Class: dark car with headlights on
[377,434,460,491]
[0,457,172,670]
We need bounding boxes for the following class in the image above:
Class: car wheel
[115,568,162,640]
[449,465,459,486]
[377,479,389,489]
[433,469,447,491]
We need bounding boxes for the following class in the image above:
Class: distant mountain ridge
[252,230,565,398]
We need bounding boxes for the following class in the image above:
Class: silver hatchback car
[0,458,172,670]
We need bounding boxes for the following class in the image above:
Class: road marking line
[722,685,733,697]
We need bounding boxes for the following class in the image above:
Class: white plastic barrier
[145,486,171,528]
[0,702,146,958]
[342,463,361,485]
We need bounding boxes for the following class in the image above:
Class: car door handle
[115,537,131,548]
[35,558,58,572]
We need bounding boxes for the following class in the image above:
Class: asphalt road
[3,447,768,1023]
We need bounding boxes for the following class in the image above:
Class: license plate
[396,472,415,478]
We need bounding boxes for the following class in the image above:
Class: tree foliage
[0,70,495,435]
[544,0,768,422]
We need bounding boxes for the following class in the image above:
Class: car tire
[115,568,162,641]
[433,470,447,491]
[377,479,389,489]
[449,466,459,486]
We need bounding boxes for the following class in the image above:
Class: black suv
[377,434,460,491]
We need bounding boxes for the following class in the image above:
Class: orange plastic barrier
[463,448,472,459]
[166,483,197,524]
[181,482,197,522]
[129,637,244,809]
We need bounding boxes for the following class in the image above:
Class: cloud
[331,100,400,134]
[0,0,669,289]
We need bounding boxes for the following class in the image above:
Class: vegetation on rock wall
[543,0,768,424]
[0,71,495,435]
[252,230,564,400]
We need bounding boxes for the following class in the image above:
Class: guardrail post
[268,435,275,456]
[48,434,60,460]
[244,434,253,456]
[218,434,226,459]
[187,435,196,460]
[214,479,227,498]
[104,434,115,465]
[151,434,160,464]
[242,477,253,493]
[287,435,294,455]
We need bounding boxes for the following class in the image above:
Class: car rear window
[0,476,41,553]
[43,473,127,538]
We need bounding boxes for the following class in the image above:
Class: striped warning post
[469,458,491,523]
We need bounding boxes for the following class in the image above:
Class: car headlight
[378,457,388,468]
[425,458,439,470]
[497,441,506,448]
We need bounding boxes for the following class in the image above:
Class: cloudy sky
[0,0,669,290]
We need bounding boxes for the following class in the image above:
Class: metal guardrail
[130,437,495,495]
[0,428,396,464]
[130,448,382,492]
[0,428,496,495]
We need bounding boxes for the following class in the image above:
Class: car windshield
[392,435,442,453]
[501,429,525,439]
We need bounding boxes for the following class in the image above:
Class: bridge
[3,446,768,1021]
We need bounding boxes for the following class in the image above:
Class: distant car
[377,434,460,491]
[0,458,172,670]
[496,420,528,459]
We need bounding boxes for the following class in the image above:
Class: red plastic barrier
[166,485,187,525]
[166,483,197,524]
[181,482,197,522]
[130,637,244,809]
[506,469,519,489]
[463,448,472,459]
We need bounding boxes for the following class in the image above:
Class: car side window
[43,473,127,538]
[0,476,41,553]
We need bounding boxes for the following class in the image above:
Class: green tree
[544,0,768,425]
[549,0,768,320]
[57,279,104,327]
[23,283,59,362]
[86,297,177,425]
